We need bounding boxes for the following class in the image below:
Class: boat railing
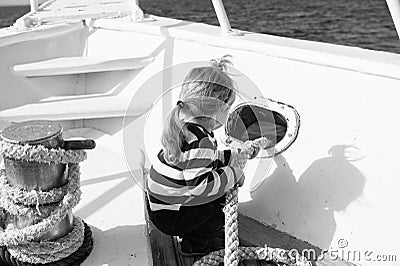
[21,0,400,39]
[30,0,39,12]
[386,0,400,38]
[23,0,239,35]
[210,0,241,35]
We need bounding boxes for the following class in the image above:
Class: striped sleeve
[217,149,232,167]
[147,122,244,210]
[179,136,242,198]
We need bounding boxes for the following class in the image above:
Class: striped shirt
[147,122,243,211]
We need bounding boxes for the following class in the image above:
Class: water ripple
[1,1,399,53]
[141,0,400,54]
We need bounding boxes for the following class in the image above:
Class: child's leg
[147,195,225,253]
[181,208,225,243]
[176,196,226,253]
[180,209,224,253]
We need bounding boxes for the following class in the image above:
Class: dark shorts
[146,194,226,243]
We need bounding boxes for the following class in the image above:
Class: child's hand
[247,145,261,159]
[230,150,248,169]
[243,137,272,159]
[243,141,259,159]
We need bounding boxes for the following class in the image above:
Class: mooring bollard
[0,120,95,265]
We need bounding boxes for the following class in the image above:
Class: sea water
[1,0,399,53]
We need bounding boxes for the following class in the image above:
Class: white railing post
[211,0,233,34]
[14,0,37,29]
[30,0,39,12]
[132,0,145,20]
[386,0,400,39]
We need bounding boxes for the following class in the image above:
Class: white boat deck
[12,56,154,77]
[1,1,399,264]
[64,128,150,266]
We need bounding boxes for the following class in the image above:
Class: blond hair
[161,55,236,164]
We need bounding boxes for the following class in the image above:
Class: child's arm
[217,149,249,168]
[216,149,231,167]
[180,137,245,197]
[226,137,273,164]
[229,150,248,169]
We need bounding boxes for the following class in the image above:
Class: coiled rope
[194,138,311,266]
[0,141,88,264]
[193,186,310,266]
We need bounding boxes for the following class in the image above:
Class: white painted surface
[0,94,150,122]
[0,25,153,123]
[0,24,88,112]
[1,14,400,265]
[33,0,132,23]
[211,0,232,34]
[131,0,144,21]
[12,56,154,77]
[386,0,400,38]
[0,23,85,52]
[91,17,400,80]
[64,128,149,266]
[84,22,400,265]
[30,0,39,12]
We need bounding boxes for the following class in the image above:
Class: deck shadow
[84,224,148,265]
[76,177,134,219]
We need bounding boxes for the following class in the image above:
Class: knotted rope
[223,188,239,266]
[0,164,81,245]
[194,138,311,266]
[7,216,85,264]
[0,141,87,165]
[194,186,310,266]
[0,140,88,264]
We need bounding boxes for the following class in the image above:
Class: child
[146,56,248,256]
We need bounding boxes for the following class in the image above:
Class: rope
[0,164,80,219]
[194,137,311,266]
[0,164,81,247]
[0,163,85,263]
[0,141,87,164]
[223,188,239,266]
[0,139,90,264]
[194,187,310,266]
[7,216,85,264]
[0,221,93,266]
[0,168,72,205]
